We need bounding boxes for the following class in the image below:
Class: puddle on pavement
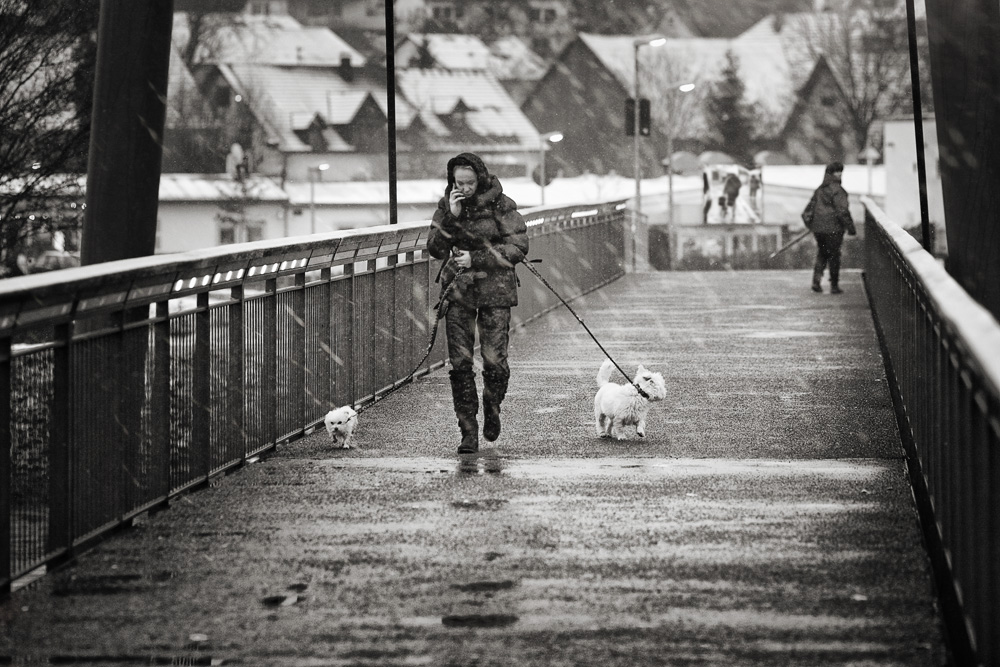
[319,457,885,483]
[742,330,833,338]
[451,498,509,511]
[441,613,519,628]
[452,580,516,593]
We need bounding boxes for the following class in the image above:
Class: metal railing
[0,201,627,593]
[862,198,1000,667]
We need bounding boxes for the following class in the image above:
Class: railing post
[192,292,211,481]
[229,286,245,462]
[315,269,332,416]
[0,336,11,595]
[47,323,71,561]
[292,272,306,432]
[152,302,170,500]
[265,278,278,445]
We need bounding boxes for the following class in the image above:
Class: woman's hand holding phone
[449,189,465,216]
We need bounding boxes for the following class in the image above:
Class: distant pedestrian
[801,161,856,293]
[748,171,761,209]
[722,171,741,222]
[702,172,712,223]
[427,153,529,454]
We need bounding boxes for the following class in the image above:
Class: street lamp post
[539,131,564,206]
[632,34,666,271]
[308,163,329,234]
[666,82,696,227]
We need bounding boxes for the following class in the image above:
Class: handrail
[1,200,628,594]
[862,196,1000,667]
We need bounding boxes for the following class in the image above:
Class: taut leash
[519,260,633,385]
[354,267,466,416]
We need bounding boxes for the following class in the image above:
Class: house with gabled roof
[735,8,910,161]
[396,33,548,104]
[171,12,421,182]
[395,67,542,179]
[520,24,866,177]
[521,32,802,177]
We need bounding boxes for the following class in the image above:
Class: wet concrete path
[1,270,948,666]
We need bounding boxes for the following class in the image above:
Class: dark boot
[830,283,843,294]
[811,268,823,293]
[449,370,479,453]
[482,370,509,442]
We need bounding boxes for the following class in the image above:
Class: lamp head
[542,131,564,143]
[634,34,667,48]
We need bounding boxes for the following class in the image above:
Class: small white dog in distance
[324,406,358,449]
[594,359,667,440]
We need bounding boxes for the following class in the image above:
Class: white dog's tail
[596,358,616,387]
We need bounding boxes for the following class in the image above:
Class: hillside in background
[570,0,813,37]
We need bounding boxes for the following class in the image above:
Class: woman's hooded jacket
[804,170,856,235]
[428,153,529,307]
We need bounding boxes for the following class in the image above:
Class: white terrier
[324,406,358,449]
[594,359,667,440]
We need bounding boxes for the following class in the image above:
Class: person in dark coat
[802,161,857,293]
[427,153,529,454]
[722,172,742,221]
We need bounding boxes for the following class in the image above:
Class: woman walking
[427,153,529,454]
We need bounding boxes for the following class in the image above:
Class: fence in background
[0,201,626,593]
[862,197,1000,667]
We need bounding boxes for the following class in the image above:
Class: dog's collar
[633,383,650,400]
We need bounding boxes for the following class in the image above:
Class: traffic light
[625,98,652,136]
[639,98,651,135]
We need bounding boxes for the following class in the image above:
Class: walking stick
[768,229,812,260]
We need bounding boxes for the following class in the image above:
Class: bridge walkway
[1,269,948,666]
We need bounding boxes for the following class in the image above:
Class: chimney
[338,53,354,82]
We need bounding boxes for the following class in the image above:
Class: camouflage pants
[444,304,511,381]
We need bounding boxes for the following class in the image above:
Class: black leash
[519,260,633,385]
[354,267,466,416]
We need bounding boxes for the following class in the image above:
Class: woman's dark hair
[826,161,844,174]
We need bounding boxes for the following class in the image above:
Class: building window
[432,5,453,20]
[820,95,837,108]
[542,8,556,22]
[220,221,264,245]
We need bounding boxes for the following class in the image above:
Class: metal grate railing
[0,201,626,593]
[862,197,1000,667]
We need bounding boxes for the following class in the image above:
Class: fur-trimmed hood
[443,152,504,209]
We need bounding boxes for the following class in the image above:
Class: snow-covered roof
[399,33,491,70]
[221,64,417,152]
[177,13,366,68]
[396,68,541,146]
[158,174,289,202]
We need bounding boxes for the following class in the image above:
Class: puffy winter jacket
[427,153,529,308]
[804,173,856,235]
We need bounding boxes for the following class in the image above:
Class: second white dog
[324,406,358,449]
[594,359,667,440]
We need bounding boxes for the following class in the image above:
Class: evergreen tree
[704,50,759,167]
